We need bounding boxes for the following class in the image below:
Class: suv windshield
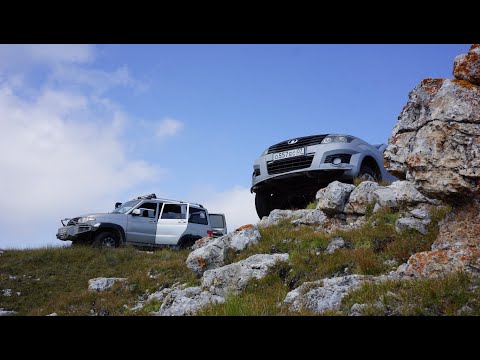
[111,199,141,214]
[210,214,225,228]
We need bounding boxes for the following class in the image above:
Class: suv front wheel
[255,191,279,219]
[93,231,120,248]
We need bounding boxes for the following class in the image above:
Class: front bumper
[56,224,96,241]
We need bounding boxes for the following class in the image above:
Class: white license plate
[272,147,305,161]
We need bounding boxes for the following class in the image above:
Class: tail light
[207,230,213,238]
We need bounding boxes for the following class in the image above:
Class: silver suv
[56,194,224,248]
[251,134,396,218]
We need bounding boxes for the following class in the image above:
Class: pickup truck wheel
[93,231,119,248]
[255,191,274,219]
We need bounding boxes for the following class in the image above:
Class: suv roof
[134,193,204,208]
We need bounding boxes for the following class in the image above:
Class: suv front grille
[324,154,352,164]
[267,135,327,154]
[67,217,80,226]
[267,154,315,175]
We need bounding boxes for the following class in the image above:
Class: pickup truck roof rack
[134,193,203,208]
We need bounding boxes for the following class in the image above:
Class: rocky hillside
[2,45,480,316]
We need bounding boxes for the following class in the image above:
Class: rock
[202,253,289,297]
[87,277,127,292]
[397,200,480,277]
[152,286,225,316]
[373,181,439,209]
[395,217,428,235]
[456,305,473,316]
[316,181,356,214]
[284,275,372,314]
[453,44,480,86]
[349,303,368,316]
[0,251,4,256]
[0,308,17,316]
[186,226,261,276]
[192,236,215,250]
[383,259,399,268]
[229,226,261,251]
[47,313,58,316]
[235,224,254,232]
[2,289,12,297]
[186,237,227,277]
[344,181,380,215]
[384,70,480,202]
[325,237,347,254]
[409,207,431,221]
[258,209,326,227]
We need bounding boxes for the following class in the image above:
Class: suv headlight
[261,148,269,156]
[78,216,96,223]
[321,136,352,144]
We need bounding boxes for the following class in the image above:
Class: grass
[306,200,318,209]
[0,245,198,315]
[0,204,455,316]
[341,272,480,315]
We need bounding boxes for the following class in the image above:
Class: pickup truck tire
[93,231,119,248]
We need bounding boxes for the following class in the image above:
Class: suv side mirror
[131,209,141,216]
[115,202,122,209]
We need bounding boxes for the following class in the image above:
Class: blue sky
[0,44,468,248]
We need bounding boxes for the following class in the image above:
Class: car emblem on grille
[288,139,298,145]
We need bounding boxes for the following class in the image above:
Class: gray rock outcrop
[384,45,480,202]
[258,209,326,227]
[284,275,372,314]
[0,308,17,316]
[202,253,289,297]
[395,217,428,235]
[373,181,439,209]
[316,181,356,214]
[186,225,262,276]
[88,277,127,292]
[325,237,347,254]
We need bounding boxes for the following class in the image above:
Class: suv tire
[255,191,275,219]
[93,231,119,248]
[359,165,378,182]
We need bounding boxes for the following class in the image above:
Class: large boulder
[186,226,262,277]
[344,181,380,215]
[373,181,439,209]
[395,217,428,235]
[284,275,372,314]
[316,181,356,214]
[384,65,480,203]
[453,44,480,86]
[202,253,289,297]
[397,200,480,277]
[258,209,326,227]
[88,277,127,292]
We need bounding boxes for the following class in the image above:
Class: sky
[0,44,468,249]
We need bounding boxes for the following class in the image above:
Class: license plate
[272,147,305,161]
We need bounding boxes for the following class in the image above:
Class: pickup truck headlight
[78,216,96,223]
[321,136,352,144]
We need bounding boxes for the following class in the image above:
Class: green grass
[0,245,198,315]
[0,205,455,316]
[305,200,318,209]
[341,272,480,315]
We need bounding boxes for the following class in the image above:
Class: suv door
[126,201,160,245]
[209,213,227,237]
[188,206,212,238]
[155,203,189,245]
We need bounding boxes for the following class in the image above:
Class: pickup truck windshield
[111,199,141,214]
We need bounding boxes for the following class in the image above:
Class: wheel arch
[96,223,126,244]
[359,155,382,180]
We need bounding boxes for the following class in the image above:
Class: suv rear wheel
[93,231,119,248]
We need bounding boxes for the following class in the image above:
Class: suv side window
[161,204,187,219]
[189,207,208,225]
[138,202,158,218]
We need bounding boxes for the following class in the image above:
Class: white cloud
[156,118,185,139]
[0,84,161,249]
[199,186,259,232]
